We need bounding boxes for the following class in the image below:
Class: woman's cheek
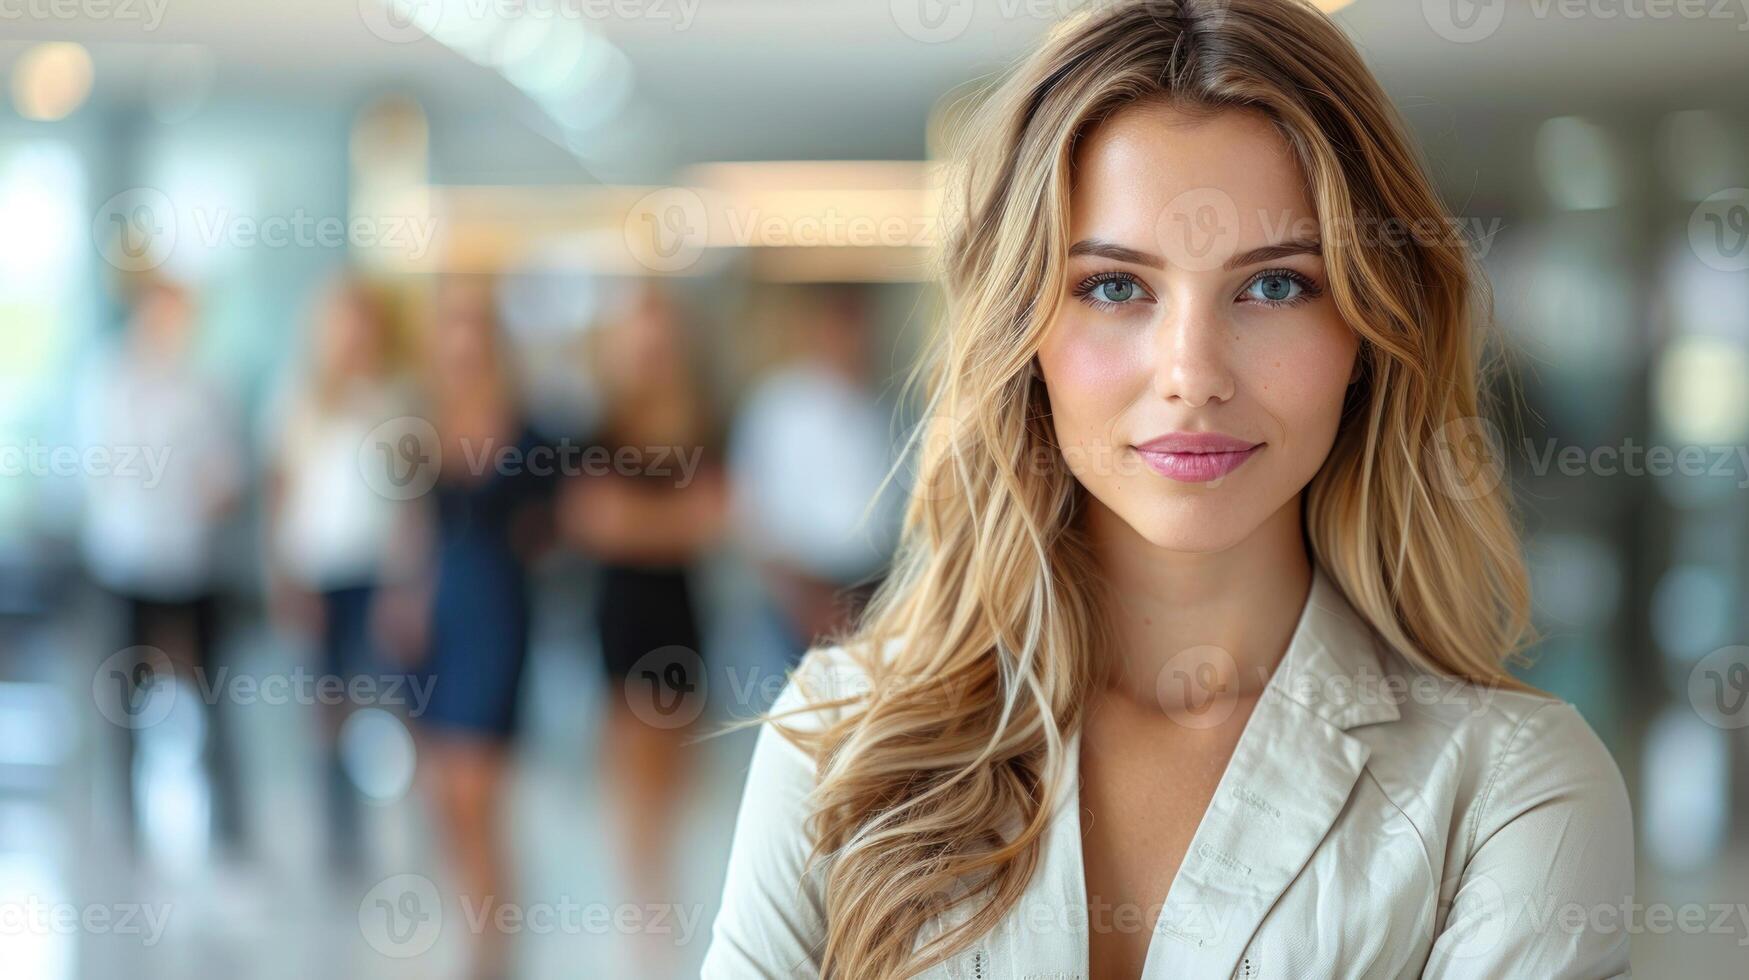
[1040,315,1143,439]
[1245,318,1355,417]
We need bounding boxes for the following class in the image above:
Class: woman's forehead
[1069,103,1319,253]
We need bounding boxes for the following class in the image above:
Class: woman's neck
[1085,494,1313,711]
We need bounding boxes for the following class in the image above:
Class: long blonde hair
[768,2,1535,976]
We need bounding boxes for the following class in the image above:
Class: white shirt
[702,563,1635,979]
[267,379,412,589]
[78,350,241,599]
[728,364,900,584]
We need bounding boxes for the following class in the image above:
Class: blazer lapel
[1136,564,1400,979]
[984,564,1398,980]
[981,735,1092,976]
[1139,687,1372,977]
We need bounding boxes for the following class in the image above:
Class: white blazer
[702,564,1635,979]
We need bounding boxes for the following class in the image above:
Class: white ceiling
[9,0,1748,171]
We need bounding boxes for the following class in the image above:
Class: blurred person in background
[394,275,555,980]
[727,285,900,659]
[77,276,247,859]
[559,279,726,976]
[261,274,415,871]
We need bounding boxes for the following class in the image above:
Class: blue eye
[1240,269,1320,307]
[1073,272,1148,309]
[1094,279,1137,303]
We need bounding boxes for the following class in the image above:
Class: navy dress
[418,426,551,737]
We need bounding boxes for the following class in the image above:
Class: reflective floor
[1,578,1742,979]
[0,559,779,980]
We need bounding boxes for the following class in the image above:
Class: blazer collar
[993,561,1400,980]
[1137,560,1398,977]
[1266,561,1400,731]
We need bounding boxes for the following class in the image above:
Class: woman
[264,275,410,868]
[702,2,1633,979]
[403,276,552,980]
[560,279,726,974]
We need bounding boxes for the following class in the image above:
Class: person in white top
[702,2,1634,978]
[265,283,412,604]
[728,286,902,657]
[78,277,247,854]
[263,274,415,868]
[79,279,242,603]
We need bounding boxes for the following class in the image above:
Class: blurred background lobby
[2,0,1749,977]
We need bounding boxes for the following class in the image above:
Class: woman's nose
[1151,301,1236,407]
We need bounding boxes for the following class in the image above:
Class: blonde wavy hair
[763,1,1536,976]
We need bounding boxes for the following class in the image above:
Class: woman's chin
[1121,505,1264,555]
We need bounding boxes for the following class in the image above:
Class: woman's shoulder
[1380,649,1615,767]
[768,637,904,733]
[1365,654,1635,973]
[728,643,896,843]
[1371,649,1631,853]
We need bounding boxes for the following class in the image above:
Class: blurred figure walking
[728,285,899,659]
[561,280,726,977]
[397,276,553,980]
[78,277,247,860]
[262,274,414,871]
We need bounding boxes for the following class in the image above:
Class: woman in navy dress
[398,276,552,980]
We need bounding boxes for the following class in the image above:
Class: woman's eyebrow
[1066,238,1163,267]
[1066,236,1323,271]
[1226,237,1322,270]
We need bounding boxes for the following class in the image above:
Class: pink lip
[1132,431,1263,483]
